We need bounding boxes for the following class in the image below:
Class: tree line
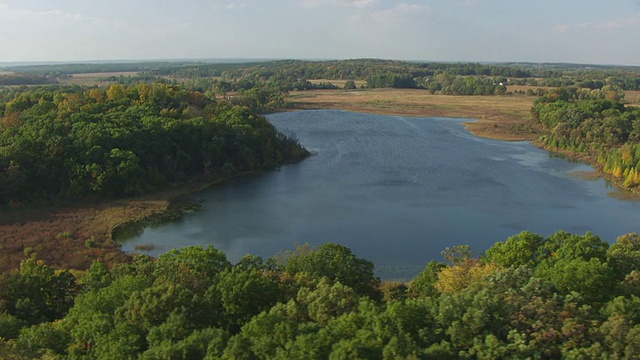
[6,59,640,91]
[1,230,640,358]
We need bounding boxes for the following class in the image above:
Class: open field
[61,71,140,85]
[287,89,541,141]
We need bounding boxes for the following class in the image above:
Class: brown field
[287,89,541,141]
[61,71,140,85]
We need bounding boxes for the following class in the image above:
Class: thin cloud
[554,13,640,32]
[299,0,375,9]
[371,3,430,24]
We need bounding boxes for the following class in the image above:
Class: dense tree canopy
[0,83,308,203]
[4,60,640,358]
[2,231,640,358]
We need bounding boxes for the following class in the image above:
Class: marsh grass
[0,171,250,272]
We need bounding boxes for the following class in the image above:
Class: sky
[1,0,640,65]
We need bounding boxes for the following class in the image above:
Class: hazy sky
[1,0,640,65]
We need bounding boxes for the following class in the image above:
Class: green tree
[408,260,446,298]
[16,322,70,358]
[283,243,382,300]
[154,246,231,291]
[484,231,544,268]
[210,266,281,332]
[608,233,640,279]
[0,312,26,339]
[0,259,77,325]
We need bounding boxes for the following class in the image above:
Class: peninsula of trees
[0,83,308,204]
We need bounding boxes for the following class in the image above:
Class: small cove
[120,110,640,279]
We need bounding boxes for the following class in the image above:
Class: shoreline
[1,89,636,272]
[110,170,261,245]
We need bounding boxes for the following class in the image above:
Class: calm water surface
[121,110,640,279]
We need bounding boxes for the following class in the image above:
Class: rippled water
[121,110,640,279]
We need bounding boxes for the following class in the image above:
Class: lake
[120,110,640,279]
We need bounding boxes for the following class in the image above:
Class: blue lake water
[120,110,640,279]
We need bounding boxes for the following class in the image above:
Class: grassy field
[287,89,541,141]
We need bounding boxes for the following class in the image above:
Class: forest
[0,83,308,204]
[531,87,640,189]
[3,60,640,358]
[6,59,640,95]
[2,230,640,359]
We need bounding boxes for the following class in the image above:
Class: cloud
[371,3,430,24]
[299,0,375,9]
[554,13,640,33]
